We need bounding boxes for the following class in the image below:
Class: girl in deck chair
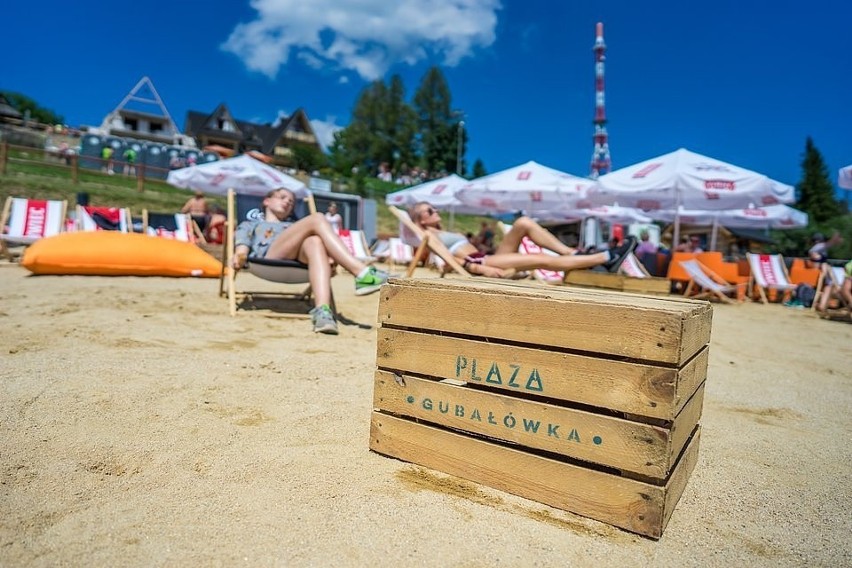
[411,201,637,278]
[233,188,389,335]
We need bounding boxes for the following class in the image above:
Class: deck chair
[695,252,749,301]
[789,258,821,288]
[746,253,797,304]
[0,196,68,259]
[387,205,470,278]
[813,264,848,313]
[337,228,376,263]
[620,253,651,278]
[221,188,321,317]
[76,205,132,232]
[142,211,199,242]
[386,237,414,270]
[498,222,563,283]
[679,259,744,304]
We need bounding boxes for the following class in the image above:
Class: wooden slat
[377,328,708,420]
[370,413,701,539]
[374,370,704,478]
[378,279,712,365]
[566,270,671,294]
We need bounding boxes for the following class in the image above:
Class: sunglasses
[421,207,436,217]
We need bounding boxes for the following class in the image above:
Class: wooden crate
[565,269,671,294]
[370,278,711,539]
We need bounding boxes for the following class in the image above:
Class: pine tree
[1,91,64,125]
[797,137,843,224]
[413,67,460,175]
[472,159,487,178]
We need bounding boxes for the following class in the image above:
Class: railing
[0,141,180,192]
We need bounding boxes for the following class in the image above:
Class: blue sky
[3,0,850,197]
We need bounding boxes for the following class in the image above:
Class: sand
[1,264,850,567]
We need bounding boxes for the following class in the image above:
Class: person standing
[122,147,137,177]
[634,230,658,256]
[324,202,343,232]
[101,145,115,175]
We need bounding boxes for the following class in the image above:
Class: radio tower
[590,22,611,178]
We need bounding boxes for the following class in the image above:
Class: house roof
[0,95,22,118]
[184,104,318,153]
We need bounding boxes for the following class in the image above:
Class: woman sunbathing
[410,201,637,278]
[233,188,388,335]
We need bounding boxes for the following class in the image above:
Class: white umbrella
[586,148,795,245]
[653,204,808,250]
[385,174,483,214]
[166,154,308,197]
[456,160,596,214]
[557,203,653,224]
[653,204,807,229]
[587,148,795,211]
[839,164,852,190]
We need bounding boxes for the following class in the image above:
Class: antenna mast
[590,22,611,178]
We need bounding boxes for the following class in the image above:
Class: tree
[1,91,64,125]
[290,144,327,173]
[412,67,462,175]
[796,137,843,224]
[472,158,487,178]
[384,75,418,172]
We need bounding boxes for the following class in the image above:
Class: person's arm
[180,199,192,214]
[233,221,254,268]
[827,231,843,249]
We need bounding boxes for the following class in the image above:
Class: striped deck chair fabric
[518,235,564,283]
[386,237,413,268]
[619,253,650,278]
[498,222,563,283]
[746,253,797,304]
[337,228,375,263]
[679,259,743,304]
[1,196,68,259]
[144,211,195,242]
[77,205,132,233]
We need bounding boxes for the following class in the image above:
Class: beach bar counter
[370,278,712,539]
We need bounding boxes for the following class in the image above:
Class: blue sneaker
[309,305,339,335]
[355,266,389,296]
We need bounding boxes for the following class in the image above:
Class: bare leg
[298,235,333,307]
[817,283,833,312]
[495,217,576,256]
[486,251,608,272]
[266,213,366,275]
[843,279,852,309]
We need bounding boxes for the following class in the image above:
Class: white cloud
[310,118,343,151]
[222,0,502,80]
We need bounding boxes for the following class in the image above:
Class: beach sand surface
[1,265,850,567]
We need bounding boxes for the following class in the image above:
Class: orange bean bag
[21,232,222,277]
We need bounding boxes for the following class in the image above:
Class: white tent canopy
[839,164,852,190]
[166,154,308,197]
[384,174,485,214]
[653,204,808,229]
[653,204,808,251]
[456,160,596,215]
[586,148,795,211]
[556,203,653,225]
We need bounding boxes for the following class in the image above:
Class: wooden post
[137,163,145,193]
[0,142,8,175]
[72,154,79,184]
